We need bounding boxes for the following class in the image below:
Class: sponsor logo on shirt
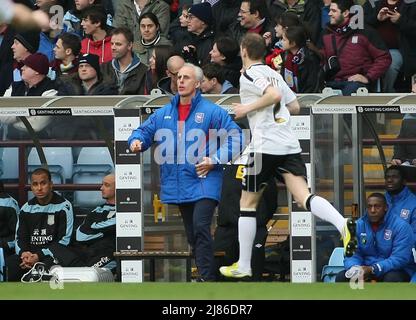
[384,229,392,241]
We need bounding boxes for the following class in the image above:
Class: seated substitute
[0,181,20,256]
[5,168,79,281]
[73,174,116,271]
[335,193,416,282]
[384,165,416,240]
[391,114,416,167]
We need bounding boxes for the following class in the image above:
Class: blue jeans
[179,199,218,280]
[383,49,403,93]
[326,80,369,96]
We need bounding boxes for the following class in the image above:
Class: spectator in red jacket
[80,5,112,64]
[320,0,391,95]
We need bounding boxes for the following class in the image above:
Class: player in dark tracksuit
[0,182,20,256]
[214,163,277,281]
[5,168,79,281]
[73,174,116,271]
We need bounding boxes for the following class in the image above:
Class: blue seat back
[73,147,114,208]
[0,148,19,180]
[321,247,345,283]
[28,147,74,183]
[328,247,344,266]
[0,248,5,282]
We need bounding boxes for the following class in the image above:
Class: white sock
[238,216,256,272]
[310,196,345,235]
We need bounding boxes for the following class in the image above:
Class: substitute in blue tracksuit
[336,193,416,282]
[128,63,242,281]
[385,166,416,244]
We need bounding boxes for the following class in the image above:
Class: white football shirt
[239,63,301,155]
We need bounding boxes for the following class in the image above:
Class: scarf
[141,32,161,48]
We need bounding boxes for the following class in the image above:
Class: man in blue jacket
[336,193,415,282]
[385,165,416,244]
[128,63,242,281]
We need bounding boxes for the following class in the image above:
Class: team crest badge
[360,233,367,245]
[47,214,55,226]
[195,113,204,123]
[384,229,392,241]
[400,209,410,219]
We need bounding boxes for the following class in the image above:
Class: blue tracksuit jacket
[128,91,242,204]
[345,212,416,277]
[385,186,416,243]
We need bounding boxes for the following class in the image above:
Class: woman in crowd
[133,12,172,66]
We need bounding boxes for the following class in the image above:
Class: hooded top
[81,35,112,64]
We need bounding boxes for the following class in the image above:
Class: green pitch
[1,282,416,300]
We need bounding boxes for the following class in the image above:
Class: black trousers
[5,243,82,281]
[335,269,410,282]
[69,238,116,271]
[179,199,218,281]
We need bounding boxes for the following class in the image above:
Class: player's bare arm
[286,99,300,115]
[12,4,50,30]
[232,85,281,119]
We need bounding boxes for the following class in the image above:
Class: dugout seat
[28,147,73,184]
[0,148,19,180]
[321,247,345,283]
[72,147,114,208]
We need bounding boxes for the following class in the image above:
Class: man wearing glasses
[157,55,185,95]
[229,0,274,44]
[181,2,215,67]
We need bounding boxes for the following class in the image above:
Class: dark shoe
[342,218,357,257]
[194,277,215,282]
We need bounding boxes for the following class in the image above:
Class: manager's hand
[130,140,142,153]
[195,157,214,178]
